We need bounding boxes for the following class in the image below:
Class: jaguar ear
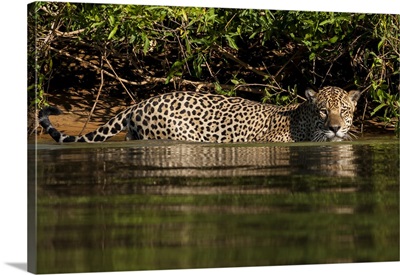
[348,90,361,105]
[305,88,317,103]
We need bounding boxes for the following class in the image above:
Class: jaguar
[39,86,360,143]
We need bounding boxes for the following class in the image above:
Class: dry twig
[104,57,136,101]
[79,56,105,135]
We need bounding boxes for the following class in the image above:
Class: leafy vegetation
[28,2,399,133]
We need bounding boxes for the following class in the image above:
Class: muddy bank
[31,89,131,142]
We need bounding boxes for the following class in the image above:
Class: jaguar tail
[38,106,131,143]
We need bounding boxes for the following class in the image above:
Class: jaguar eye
[319,109,327,117]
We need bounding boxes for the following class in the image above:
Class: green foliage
[28,2,54,107]
[280,12,363,61]
[28,2,399,133]
[365,15,400,132]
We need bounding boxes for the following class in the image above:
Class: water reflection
[38,141,363,182]
[31,139,399,273]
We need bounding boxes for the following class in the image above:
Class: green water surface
[29,137,399,273]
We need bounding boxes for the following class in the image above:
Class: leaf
[329,36,338,43]
[27,84,36,91]
[371,103,387,116]
[108,24,119,40]
[249,32,257,39]
[143,36,150,54]
[166,60,184,83]
[91,22,104,28]
[378,38,386,50]
[225,35,238,50]
[319,19,332,26]
[214,82,222,93]
[185,38,192,55]
[109,15,115,26]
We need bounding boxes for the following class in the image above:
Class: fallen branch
[54,28,86,37]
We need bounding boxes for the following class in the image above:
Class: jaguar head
[305,86,361,142]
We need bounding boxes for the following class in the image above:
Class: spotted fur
[39,86,360,143]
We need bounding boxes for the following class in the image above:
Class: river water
[28,136,399,273]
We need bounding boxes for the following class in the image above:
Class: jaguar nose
[329,125,341,133]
